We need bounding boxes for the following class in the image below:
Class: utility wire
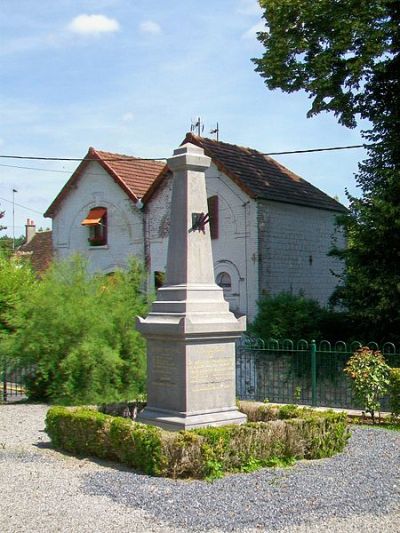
[0,196,43,215]
[0,163,71,173]
[0,143,367,162]
[263,144,365,156]
[0,154,167,162]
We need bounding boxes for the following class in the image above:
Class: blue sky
[0,0,366,237]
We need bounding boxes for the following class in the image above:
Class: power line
[264,144,366,156]
[0,163,71,173]
[0,196,43,215]
[0,143,368,162]
[0,154,167,162]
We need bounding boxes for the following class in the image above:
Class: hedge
[45,403,349,479]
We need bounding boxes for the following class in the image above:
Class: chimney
[25,219,36,244]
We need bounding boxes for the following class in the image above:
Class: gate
[1,361,33,402]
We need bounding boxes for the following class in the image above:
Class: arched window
[81,207,107,246]
[216,271,231,290]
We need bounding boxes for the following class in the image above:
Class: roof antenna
[190,117,204,136]
[210,122,219,141]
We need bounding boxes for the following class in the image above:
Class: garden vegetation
[46,402,350,480]
[1,254,148,404]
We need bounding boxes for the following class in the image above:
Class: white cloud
[122,112,134,122]
[242,20,266,40]
[68,14,120,35]
[139,20,161,35]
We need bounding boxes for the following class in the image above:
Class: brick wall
[257,200,345,305]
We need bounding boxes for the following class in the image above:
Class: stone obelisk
[136,142,246,430]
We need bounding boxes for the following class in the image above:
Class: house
[17,219,53,274]
[44,134,346,321]
[44,147,165,274]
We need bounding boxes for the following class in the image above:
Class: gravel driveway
[1,404,399,533]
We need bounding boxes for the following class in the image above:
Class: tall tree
[254,0,400,341]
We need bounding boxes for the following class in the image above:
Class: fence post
[311,340,317,406]
[2,359,7,403]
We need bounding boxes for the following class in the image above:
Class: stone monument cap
[167,142,211,172]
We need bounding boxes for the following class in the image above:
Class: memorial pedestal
[137,143,246,430]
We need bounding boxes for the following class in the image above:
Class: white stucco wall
[52,161,144,274]
[146,162,259,321]
[257,200,345,305]
[50,159,345,320]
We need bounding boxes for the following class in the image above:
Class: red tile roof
[19,231,53,274]
[45,148,166,217]
[182,133,346,212]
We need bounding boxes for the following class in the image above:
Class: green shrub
[250,292,325,341]
[344,347,391,423]
[6,255,148,404]
[109,417,165,475]
[0,252,37,342]
[249,291,356,343]
[46,404,350,479]
[45,406,113,458]
[389,368,400,419]
[278,404,302,419]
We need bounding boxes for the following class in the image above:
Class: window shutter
[207,195,219,240]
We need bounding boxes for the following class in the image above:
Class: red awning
[81,207,106,226]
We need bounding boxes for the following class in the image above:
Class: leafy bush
[46,404,349,479]
[249,292,359,343]
[250,292,325,341]
[0,254,36,340]
[344,347,391,423]
[389,368,400,420]
[5,255,148,404]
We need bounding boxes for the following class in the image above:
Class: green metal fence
[1,360,33,402]
[236,337,399,410]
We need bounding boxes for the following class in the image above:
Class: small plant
[278,404,301,419]
[294,386,302,402]
[344,347,391,423]
[389,368,400,420]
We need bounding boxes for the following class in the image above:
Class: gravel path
[0,404,399,533]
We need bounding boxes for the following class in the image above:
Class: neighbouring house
[44,134,346,321]
[44,147,165,275]
[17,219,53,274]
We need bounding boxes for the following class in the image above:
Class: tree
[0,204,6,232]
[0,235,26,256]
[5,255,148,404]
[255,0,400,341]
[0,254,36,336]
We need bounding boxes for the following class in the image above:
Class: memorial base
[137,406,247,431]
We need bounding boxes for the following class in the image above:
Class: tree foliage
[5,255,148,404]
[0,204,6,232]
[255,0,396,128]
[0,235,26,256]
[250,292,358,342]
[255,0,400,341]
[0,254,36,340]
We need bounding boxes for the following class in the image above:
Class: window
[207,195,219,239]
[216,272,231,290]
[81,207,107,246]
